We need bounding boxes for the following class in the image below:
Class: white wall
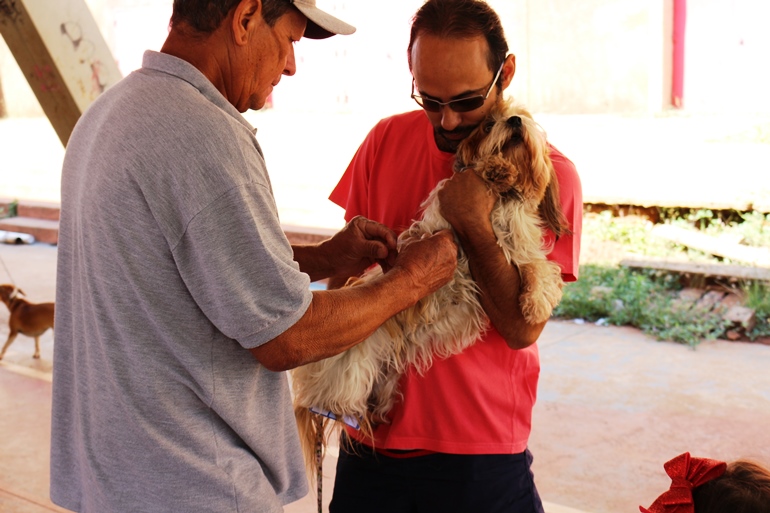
[1,0,768,117]
[684,0,770,114]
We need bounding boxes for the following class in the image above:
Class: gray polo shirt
[51,51,312,512]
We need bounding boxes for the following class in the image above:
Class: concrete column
[0,0,122,145]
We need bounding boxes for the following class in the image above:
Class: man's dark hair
[407,0,509,85]
[170,0,294,34]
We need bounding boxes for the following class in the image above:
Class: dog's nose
[507,116,522,128]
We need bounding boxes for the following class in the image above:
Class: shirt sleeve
[548,146,583,282]
[172,183,312,349]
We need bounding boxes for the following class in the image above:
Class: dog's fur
[0,284,55,360]
[291,101,568,472]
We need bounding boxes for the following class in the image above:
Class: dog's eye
[483,121,495,134]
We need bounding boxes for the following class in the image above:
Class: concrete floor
[1,242,769,512]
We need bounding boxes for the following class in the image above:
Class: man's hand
[322,216,398,278]
[437,170,496,238]
[392,230,458,297]
[257,229,458,371]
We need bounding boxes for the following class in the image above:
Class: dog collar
[8,287,19,300]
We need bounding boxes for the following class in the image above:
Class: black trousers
[329,437,545,513]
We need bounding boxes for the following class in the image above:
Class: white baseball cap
[290,0,356,39]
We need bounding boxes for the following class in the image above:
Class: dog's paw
[519,262,564,324]
[520,293,553,324]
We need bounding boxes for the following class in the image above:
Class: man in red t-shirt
[327,1,582,512]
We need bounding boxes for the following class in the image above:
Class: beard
[432,124,478,153]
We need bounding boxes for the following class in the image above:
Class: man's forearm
[251,268,420,371]
[458,227,546,349]
[256,230,457,371]
[292,243,332,282]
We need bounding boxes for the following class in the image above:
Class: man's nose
[283,48,297,76]
[439,106,462,131]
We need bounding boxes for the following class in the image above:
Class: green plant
[554,264,729,348]
[640,300,729,349]
[563,208,770,346]
[744,281,770,340]
[735,212,770,248]
[552,265,620,321]
[0,199,18,219]
[583,211,650,248]
[553,265,669,325]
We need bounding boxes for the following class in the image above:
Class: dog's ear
[518,118,551,202]
[516,117,570,237]
[494,116,547,203]
[17,288,26,297]
[539,177,570,239]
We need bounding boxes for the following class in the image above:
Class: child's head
[641,452,770,513]
[693,460,770,513]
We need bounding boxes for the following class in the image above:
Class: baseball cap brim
[291,0,356,39]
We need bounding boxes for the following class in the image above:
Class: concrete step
[0,217,59,245]
[0,203,333,248]
[16,200,60,221]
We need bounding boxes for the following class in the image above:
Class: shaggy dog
[291,100,567,470]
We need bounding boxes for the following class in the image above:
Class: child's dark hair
[641,453,770,513]
[693,460,770,513]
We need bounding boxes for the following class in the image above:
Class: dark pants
[329,437,544,513]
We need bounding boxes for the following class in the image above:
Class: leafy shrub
[557,208,770,347]
[555,265,729,348]
[744,281,770,340]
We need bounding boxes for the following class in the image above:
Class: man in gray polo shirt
[50,1,457,512]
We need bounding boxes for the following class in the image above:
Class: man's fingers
[367,241,390,260]
[356,217,397,250]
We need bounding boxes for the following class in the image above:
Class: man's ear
[501,54,516,90]
[232,0,262,46]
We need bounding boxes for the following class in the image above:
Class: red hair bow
[640,452,727,513]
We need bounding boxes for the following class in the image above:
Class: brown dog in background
[0,284,55,360]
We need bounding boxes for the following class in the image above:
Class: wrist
[293,240,335,282]
[376,265,422,308]
[454,220,495,250]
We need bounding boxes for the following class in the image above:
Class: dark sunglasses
[411,61,505,113]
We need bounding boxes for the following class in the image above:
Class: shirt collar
[141,50,258,136]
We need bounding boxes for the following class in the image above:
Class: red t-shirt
[329,110,582,454]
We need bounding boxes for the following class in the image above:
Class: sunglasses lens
[417,97,441,112]
[412,94,484,113]
[451,97,485,113]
